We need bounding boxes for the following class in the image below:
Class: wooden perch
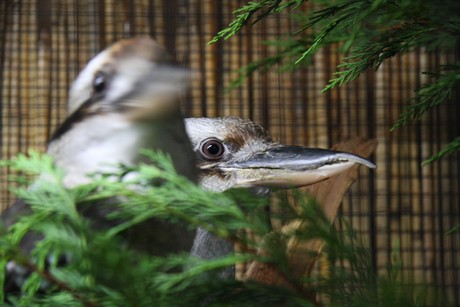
[240,137,378,297]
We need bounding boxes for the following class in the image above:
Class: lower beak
[220,146,376,188]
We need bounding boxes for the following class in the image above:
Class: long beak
[220,146,376,188]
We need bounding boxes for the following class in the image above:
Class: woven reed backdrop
[1,0,459,302]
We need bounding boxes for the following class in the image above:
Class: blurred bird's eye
[92,73,107,93]
[200,138,225,160]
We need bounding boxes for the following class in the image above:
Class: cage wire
[0,0,459,304]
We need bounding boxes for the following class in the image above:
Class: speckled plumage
[185,117,275,278]
[185,117,275,192]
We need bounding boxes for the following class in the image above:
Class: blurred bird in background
[185,117,376,278]
[1,36,197,291]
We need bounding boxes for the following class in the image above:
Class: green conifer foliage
[211,0,460,164]
[0,151,446,305]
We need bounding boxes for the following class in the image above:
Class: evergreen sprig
[209,0,304,44]
[0,151,447,305]
[422,136,460,166]
[211,0,460,164]
[0,151,252,305]
[391,65,460,130]
[0,151,308,305]
[322,23,437,92]
[226,38,313,91]
[391,64,460,165]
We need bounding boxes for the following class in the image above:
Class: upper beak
[220,145,376,188]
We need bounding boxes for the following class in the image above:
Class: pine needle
[209,0,305,44]
[422,136,460,166]
[391,65,460,130]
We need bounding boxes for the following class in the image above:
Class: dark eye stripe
[48,95,100,143]
[49,72,112,143]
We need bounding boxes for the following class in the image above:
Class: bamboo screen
[1,0,459,303]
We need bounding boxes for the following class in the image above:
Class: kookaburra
[1,36,197,291]
[185,117,376,278]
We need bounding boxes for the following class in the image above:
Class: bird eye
[200,138,225,160]
[92,72,107,93]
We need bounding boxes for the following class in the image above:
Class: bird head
[47,36,196,187]
[185,117,375,192]
[67,36,187,120]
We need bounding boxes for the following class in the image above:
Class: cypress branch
[422,136,460,166]
[391,65,460,130]
[226,38,313,91]
[213,0,460,162]
[322,24,436,92]
[209,0,305,44]
[0,150,450,305]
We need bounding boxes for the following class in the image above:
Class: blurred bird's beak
[220,146,376,188]
[119,66,189,121]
